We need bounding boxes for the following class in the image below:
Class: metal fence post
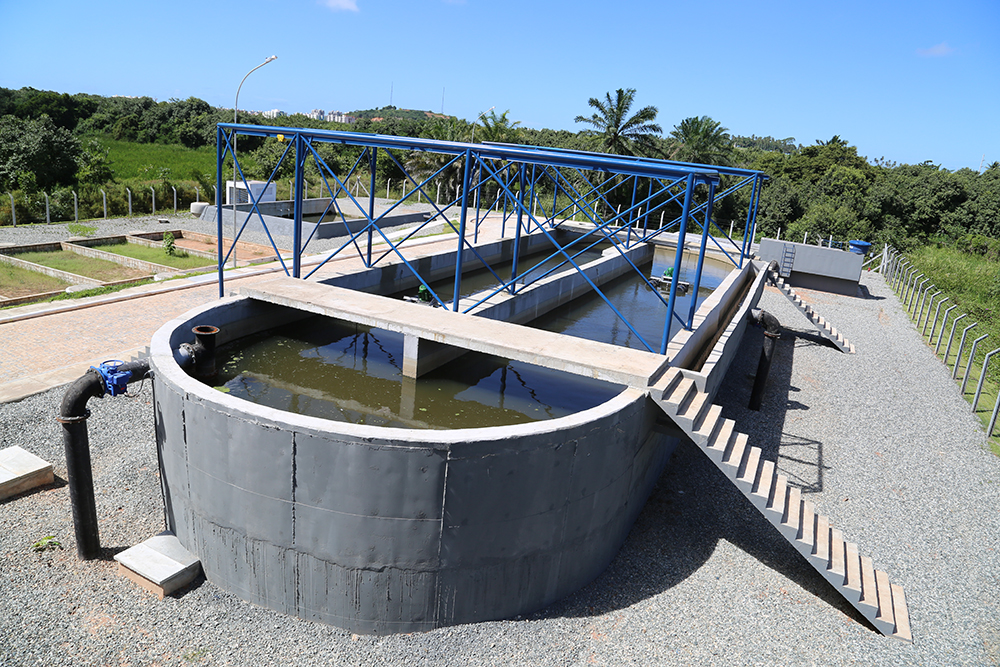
[45,193,50,223]
[212,186,217,204]
[903,271,916,306]
[928,296,951,341]
[73,191,78,222]
[913,278,929,313]
[916,284,934,327]
[101,189,107,218]
[892,259,910,292]
[973,347,1000,413]
[962,334,989,394]
[937,305,959,354]
[8,192,14,226]
[150,186,156,215]
[172,186,177,213]
[990,390,1000,438]
[907,274,924,309]
[953,321,977,379]
[922,291,942,334]
[902,266,916,296]
[127,188,132,217]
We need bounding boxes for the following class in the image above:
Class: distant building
[262,109,287,119]
[307,109,325,120]
[325,111,357,124]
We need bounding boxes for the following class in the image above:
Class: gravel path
[1,268,998,666]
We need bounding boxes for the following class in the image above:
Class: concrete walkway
[0,215,510,404]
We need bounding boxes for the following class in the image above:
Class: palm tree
[405,118,471,200]
[668,116,733,166]
[475,109,523,145]
[574,88,662,157]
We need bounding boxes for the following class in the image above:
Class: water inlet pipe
[748,302,782,412]
[57,359,151,560]
[58,324,220,560]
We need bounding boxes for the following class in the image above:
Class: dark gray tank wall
[151,297,676,633]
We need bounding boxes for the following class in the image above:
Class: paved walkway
[0,215,509,403]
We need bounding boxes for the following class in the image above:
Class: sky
[1,0,997,171]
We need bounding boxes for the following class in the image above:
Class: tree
[574,88,661,156]
[475,109,522,145]
[0,114,81,191]
[667,116,733,166]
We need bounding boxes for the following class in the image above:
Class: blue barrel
[849,240,871,255]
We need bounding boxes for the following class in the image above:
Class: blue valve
[91,360,132,397]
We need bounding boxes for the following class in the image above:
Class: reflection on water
[212,316,622,429]
[532,257,731,352]
[414,245,607,303]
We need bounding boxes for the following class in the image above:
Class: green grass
[14,249,150,282]
[0,262,71,298]
[96,136,216,181]
[899,244,1000,453]
[95,242,214,270]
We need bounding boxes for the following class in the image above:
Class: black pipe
[178,325,219,381]
[57,359,150,560]
[748,308,781,411]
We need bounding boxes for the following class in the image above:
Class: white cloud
[917,42,954,57]
[320,0,359,11]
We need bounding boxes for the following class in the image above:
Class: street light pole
[232,55,277,265]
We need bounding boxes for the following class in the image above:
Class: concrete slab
[0,446,54,500]
[114,531,201,599]
[241,276,670,388]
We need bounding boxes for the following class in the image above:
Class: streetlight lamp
[231,55,277,265]
[471,106,495,144]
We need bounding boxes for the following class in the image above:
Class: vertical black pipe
[748,308,782,411]
[58,359,151,560]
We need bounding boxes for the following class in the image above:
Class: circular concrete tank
[151,295,675,634]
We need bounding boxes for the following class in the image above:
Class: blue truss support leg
[740,176,760,268]
[367,147,377,267]
[452,149,473,311]
[661,174,695,355]
[293,132,306,278]
[216,126,226,297]
[626,175,638,247]
[687,181,716,327]
[510,163,526,292]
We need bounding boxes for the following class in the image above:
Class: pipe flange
[56,408,91,424]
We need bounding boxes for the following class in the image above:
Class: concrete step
[646,373,910,641]
[0,446,54,500]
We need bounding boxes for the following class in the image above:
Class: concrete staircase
[767,270,855,354]
[649,367,911,642]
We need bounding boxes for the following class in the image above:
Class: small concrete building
[757,239,864,296]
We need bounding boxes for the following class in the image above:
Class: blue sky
[1,0,997,171]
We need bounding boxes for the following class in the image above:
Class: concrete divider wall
[680,261,767,400]
[60,239,174,274]
[320,231,558,296]
[151,296,677,633]
[200,198,432,240]
[466,244,654,325]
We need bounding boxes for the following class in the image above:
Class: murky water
[532,254,733,352]
[406,244,607,304]
[212,316,623,429]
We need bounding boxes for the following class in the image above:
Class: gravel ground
[1,268,998,666]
